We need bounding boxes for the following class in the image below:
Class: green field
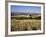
[11,16,41,31]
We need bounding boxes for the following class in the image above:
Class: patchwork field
[11,16,41,31]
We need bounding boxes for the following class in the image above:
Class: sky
[11,5,41,13]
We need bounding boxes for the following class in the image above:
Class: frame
[6,1,45,35]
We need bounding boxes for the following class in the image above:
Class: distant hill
[11,12,41,16]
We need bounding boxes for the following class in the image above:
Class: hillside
[11,12,41,16]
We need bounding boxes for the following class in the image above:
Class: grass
[11,17,41,31]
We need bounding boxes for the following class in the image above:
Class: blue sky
[11,5,41,13]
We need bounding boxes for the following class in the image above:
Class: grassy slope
[11,19,41,31]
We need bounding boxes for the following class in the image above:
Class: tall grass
[11,18,41,31]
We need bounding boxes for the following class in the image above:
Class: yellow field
[11,19,41,31]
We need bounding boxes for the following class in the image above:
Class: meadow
[11,15,41,31]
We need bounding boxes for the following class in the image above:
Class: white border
[8,2,44,35]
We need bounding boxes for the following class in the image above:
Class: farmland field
[11,16,41,31]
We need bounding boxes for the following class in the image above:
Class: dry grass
[11,19,41,31]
